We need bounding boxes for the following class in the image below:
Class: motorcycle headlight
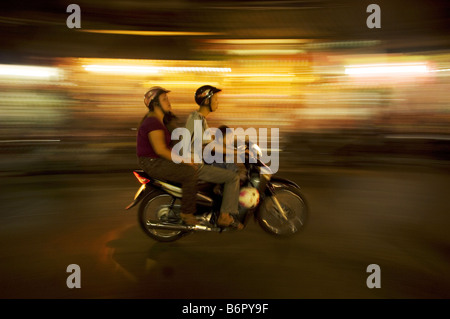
[251,143,263,158]
[249,174,261,188]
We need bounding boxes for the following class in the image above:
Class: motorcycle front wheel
[138,192,188,242]
[257,186,308,237]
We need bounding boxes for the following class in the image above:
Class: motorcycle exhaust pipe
[146,221,221,232]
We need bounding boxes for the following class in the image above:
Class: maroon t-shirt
[137,117,171,158]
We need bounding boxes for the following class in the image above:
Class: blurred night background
[1,0,450,300]
[0,0,449,174]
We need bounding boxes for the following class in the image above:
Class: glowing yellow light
[83,65,231,74]
[224,73,294,77]
[82,65,159,74]
[345,63,429,76]
[159,67,231,73]
[80,29,222,36]
[0,64,61,79]
[143,81,221,87]
[205,39,311,44]
[227,49,304,55]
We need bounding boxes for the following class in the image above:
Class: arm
[210,138,247,163]
[148,130,194,165]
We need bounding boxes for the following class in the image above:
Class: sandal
[217,213,244,230]
[179,213,203,226]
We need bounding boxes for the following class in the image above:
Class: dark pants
[138,157,240,215]
[138,157,197,215]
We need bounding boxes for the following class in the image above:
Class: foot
[179,213,202,226]
[217,213,244,230]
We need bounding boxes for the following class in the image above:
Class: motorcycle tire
[257,186,308,237]
[138,191,189,242]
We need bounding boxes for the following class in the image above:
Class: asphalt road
[0,165,449,299]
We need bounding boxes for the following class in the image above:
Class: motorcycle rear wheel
[257,186,308,236]
[138,192,188,242]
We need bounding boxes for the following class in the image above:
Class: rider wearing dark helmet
[185,85,221,158]
[195,85,222,111]
[185,85,243,229]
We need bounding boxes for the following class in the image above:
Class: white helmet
[144,86,170,110]
[239,187,260,209]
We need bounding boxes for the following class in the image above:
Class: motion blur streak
[80,29,222,36]
[0,0,449,300]
[1,51,449,174]
[345,63,430,76]
[0,64,61,79]
[83,65,159,74]
[83,64,232,74]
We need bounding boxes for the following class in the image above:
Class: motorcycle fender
[269,176,301,190]
[125,184,154,210]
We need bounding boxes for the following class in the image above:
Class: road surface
[1,165,449,299]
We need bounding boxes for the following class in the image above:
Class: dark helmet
[144,86,170,109]
[195,85,222,107]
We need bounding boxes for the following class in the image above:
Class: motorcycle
[125,142,308,242]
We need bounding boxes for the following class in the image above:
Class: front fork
[266,182,289,221]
